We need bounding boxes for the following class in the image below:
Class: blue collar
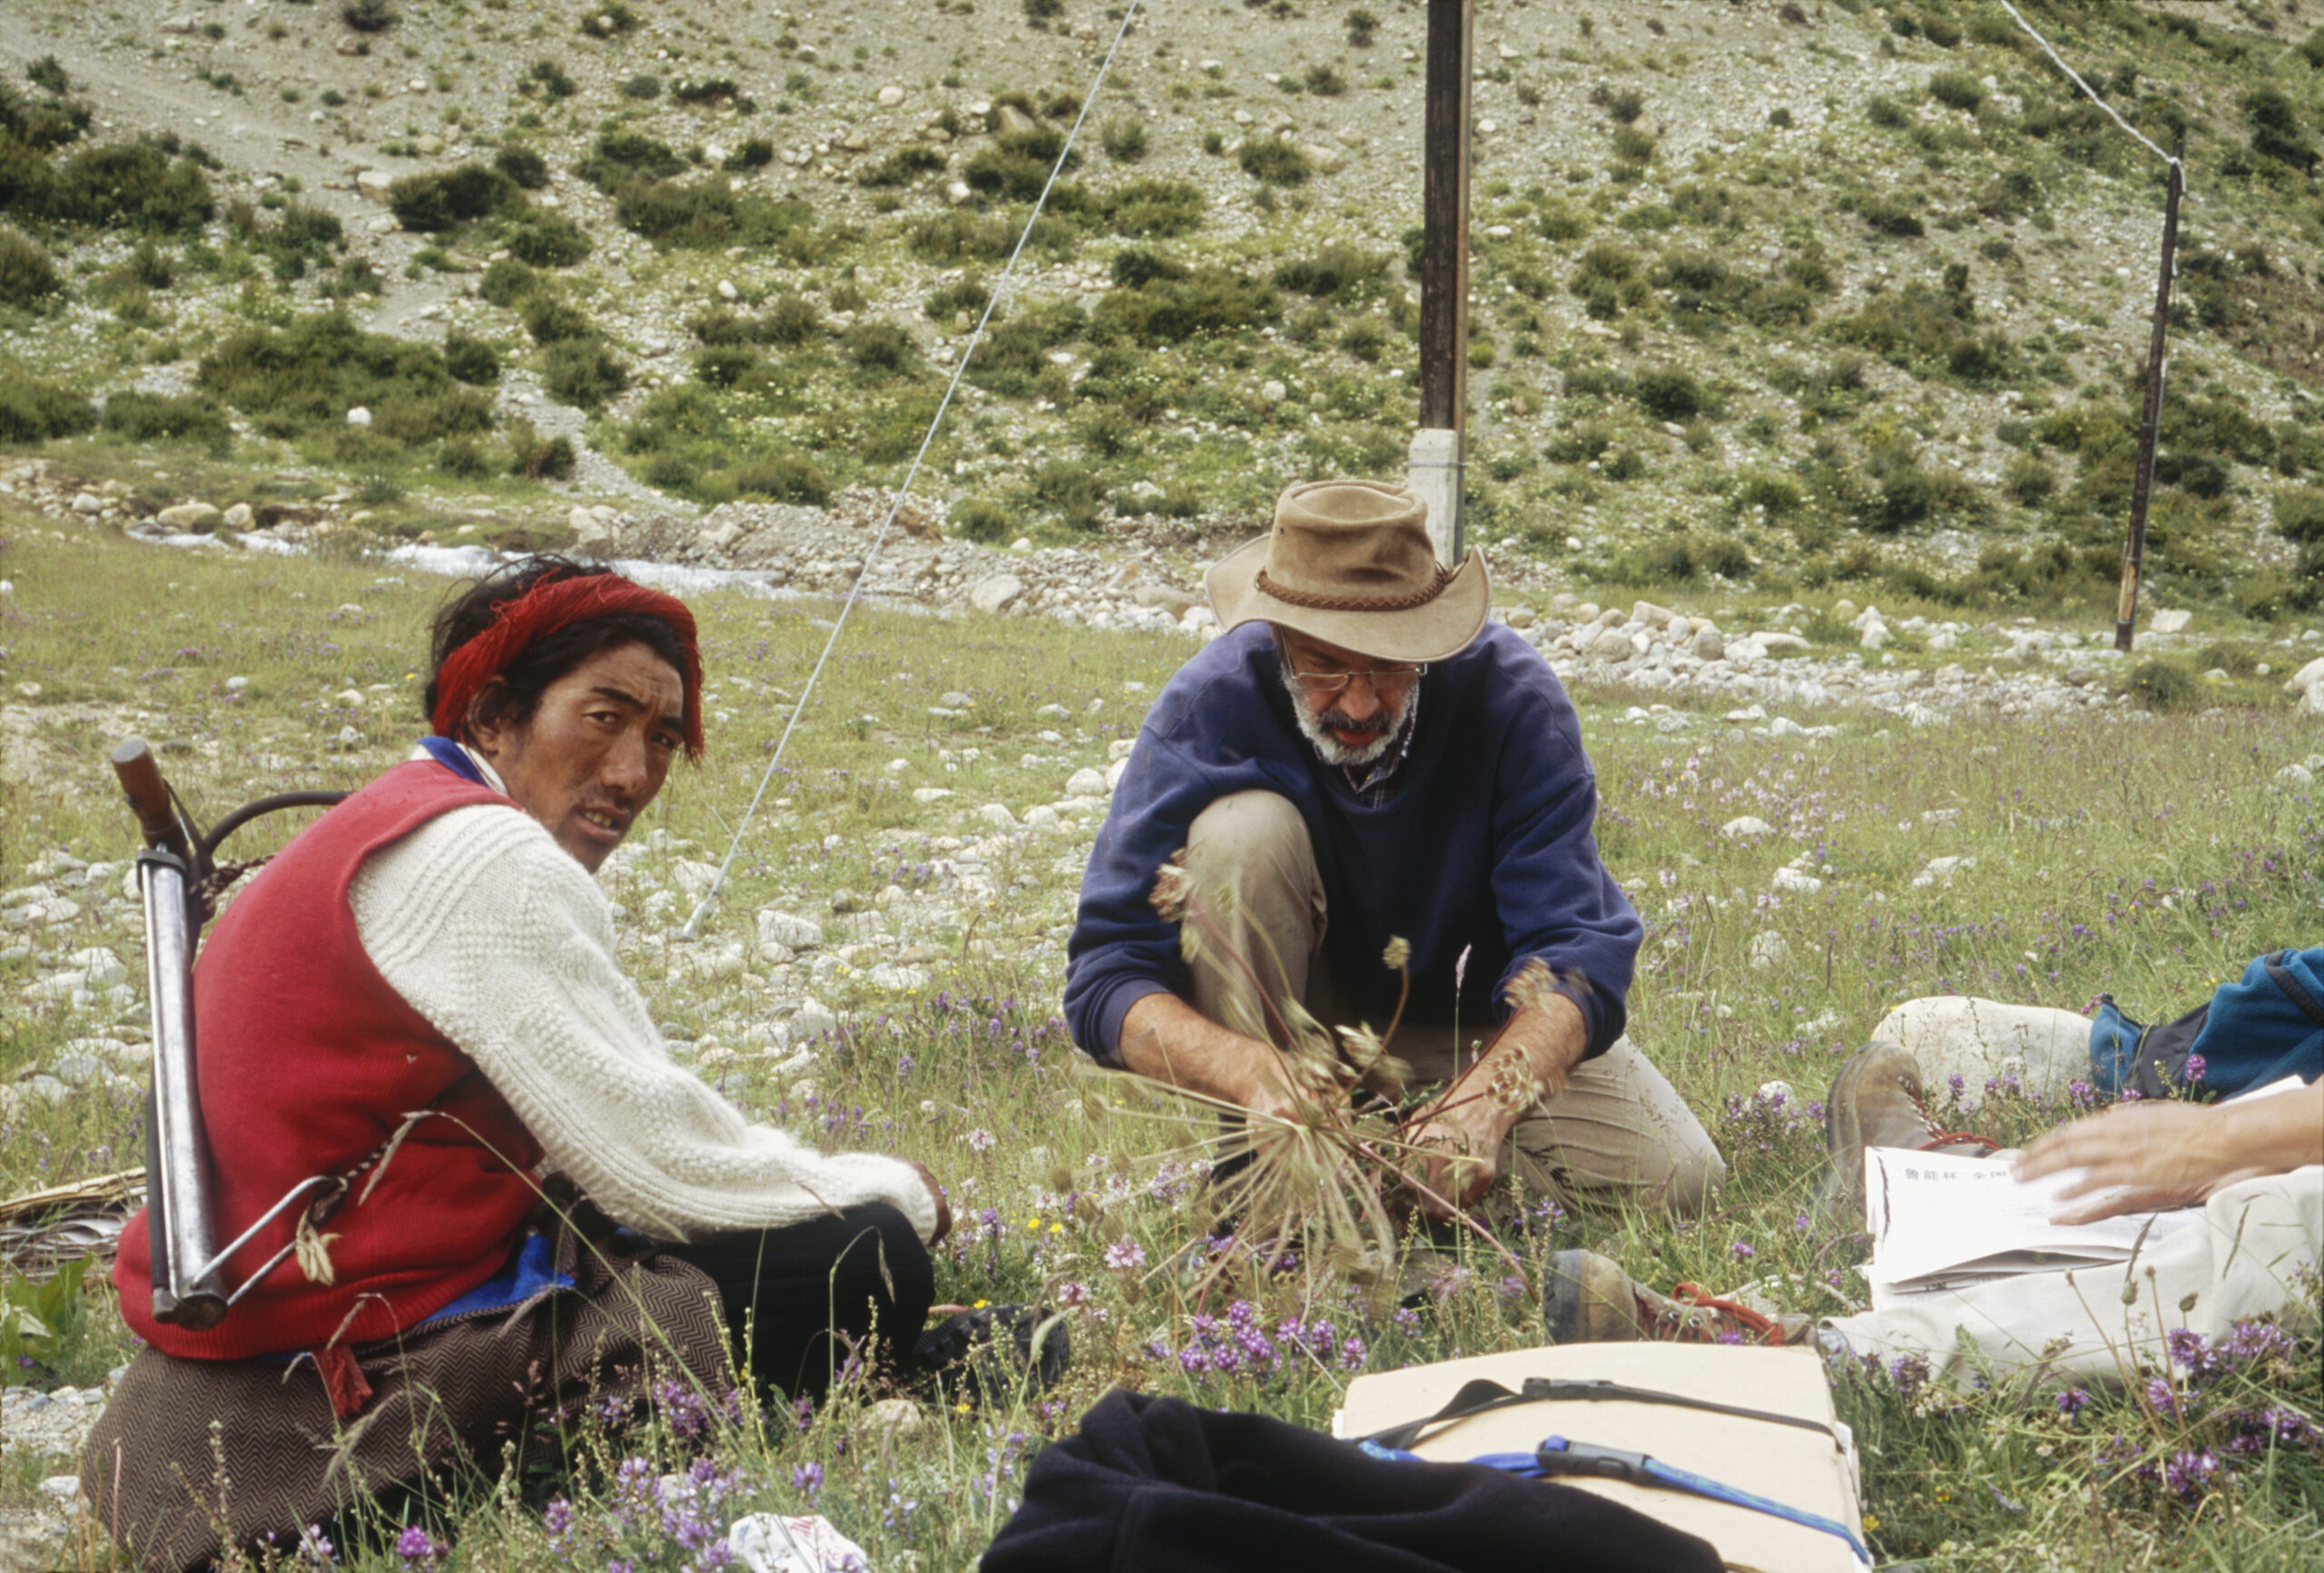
[417,735,489,787]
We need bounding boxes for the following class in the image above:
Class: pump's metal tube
[137,850,227,1330]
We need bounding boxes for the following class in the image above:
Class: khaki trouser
[1824,1166,2323,1383]
[1180,790,1724,1216]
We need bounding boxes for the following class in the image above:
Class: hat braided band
[1253,565,1452,614]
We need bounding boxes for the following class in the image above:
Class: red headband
[430,572,705,759]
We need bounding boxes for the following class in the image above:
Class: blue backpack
[2091,948,2324,1099]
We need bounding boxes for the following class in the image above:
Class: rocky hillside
[2,0,2323,622]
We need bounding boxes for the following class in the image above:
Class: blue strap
[1357,1435,1870,1566]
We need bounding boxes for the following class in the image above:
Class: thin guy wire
[680,0,1147,939]
[1996,0,2183,178]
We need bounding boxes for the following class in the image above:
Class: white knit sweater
[349,795,936,1244]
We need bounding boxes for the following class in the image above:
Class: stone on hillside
[1504,606,1536,630]
[1106,758,1129,791]
[355,170,394,202]
[977,802,1017,830]
[2284,656,2324,695]
[877,84,907,107]
[1910,855,1973,889]
[66,949,125,987]
[1756,1079,1798,1107]
[1771,867,1824,894]
[1724,703,1766,723]
[1630,600,1677,629]
[968,574,1024,614]
[1066,767,1108,797]
[222,502,253,529]
[1860,621,1889,651]
[1720,815,1774,840]
[2301,685,2324,716]
[346,407,371,427]
[757,909,825,954]
[162,15,197,33]
[72,492,102,515]
[2278,763,2313,786]
[1691,626,1725,662]
[790,1000,839,1039]
[865,1397,924,1437]
[1748,931,1791,970]
[157,502,221,530]
[911,786,953,803]
[2150,608,2192,634]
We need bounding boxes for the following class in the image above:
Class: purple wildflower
[791,1461,824,1500]
[392,1526,438,1565]
[2162,1449,2221,1499]
[1104,1239,1147,1272]
[2055,1388,2092,1419]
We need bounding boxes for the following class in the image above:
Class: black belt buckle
[1534,1437,1653,1486]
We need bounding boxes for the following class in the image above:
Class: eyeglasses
[1281,664,1428,694]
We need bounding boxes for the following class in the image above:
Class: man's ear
[464,676,514,760]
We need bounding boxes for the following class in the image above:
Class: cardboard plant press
[1334,1342,1867,1573]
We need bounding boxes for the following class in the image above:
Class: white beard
[1282,659,1414,769]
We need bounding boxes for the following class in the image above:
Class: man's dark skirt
[79,1230,732,1573]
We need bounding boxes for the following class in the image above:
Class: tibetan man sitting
[83,556,955,1570]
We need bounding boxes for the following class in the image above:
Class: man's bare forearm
[1117,991,1284,1110]
[1444,994,1589,1142]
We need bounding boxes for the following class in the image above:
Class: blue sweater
[1064,622,1641,1067]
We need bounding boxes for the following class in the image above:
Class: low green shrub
[950,496,1010,542]
[101,389,230,445]
[859,145,947,188]
[1927,71,1983,113]
[963,126,1078,201]
[1091,265,1275,346]
[576,129,687,185]
[731,455,830,505]
[543,337,628,408]
[1857,196,1925,238]
[1101,117,1148,163]
[910,211,1017,262]
[341,0,399,33]
[617,74,664,102]
[0,226,61,305]
[842,320,919,375]
[519,292,596,346]
[724,140,775,171]
[693,345,761,388]
[1237,139,1313,186]
[388,162,519,233]
[196,310,483,447]
[494,145,550,191]
[2122,658,2200,713]
[0,370,95,443]
[499,211,591,267]
[1029,458,1107,529]
[1273,243,1387,299]
[442,331,500,386]
[1095,177,1205,238]
[580,3,640,37]
[478,257,539,307]
[35,140,215,232]
[1631,368,1705,421]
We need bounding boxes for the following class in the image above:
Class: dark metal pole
[2116,140,2184,654]
[1413,0,1472,564]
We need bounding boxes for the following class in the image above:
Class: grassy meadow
[1,518,2320,1570]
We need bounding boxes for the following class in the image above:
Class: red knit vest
[116,759,548,1360]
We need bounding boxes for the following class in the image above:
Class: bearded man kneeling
[83,557,955,1570]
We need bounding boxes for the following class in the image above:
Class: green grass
[0,524,2317,1568]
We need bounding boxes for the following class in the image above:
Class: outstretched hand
[2012,1100,2255,1225]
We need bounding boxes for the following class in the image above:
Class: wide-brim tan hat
[1205,478,1489,664]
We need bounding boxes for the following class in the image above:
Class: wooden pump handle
[113,738,193,862]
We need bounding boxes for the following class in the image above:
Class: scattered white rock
[1720,816,1775,840]
[756,910,825,954]
[1748,932,1792,970]
[1065,767,1108,797]
[1910,856,1974,890]
[1770,867,1824,894]
[968,574,1025,614]
[346,407,372,428]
